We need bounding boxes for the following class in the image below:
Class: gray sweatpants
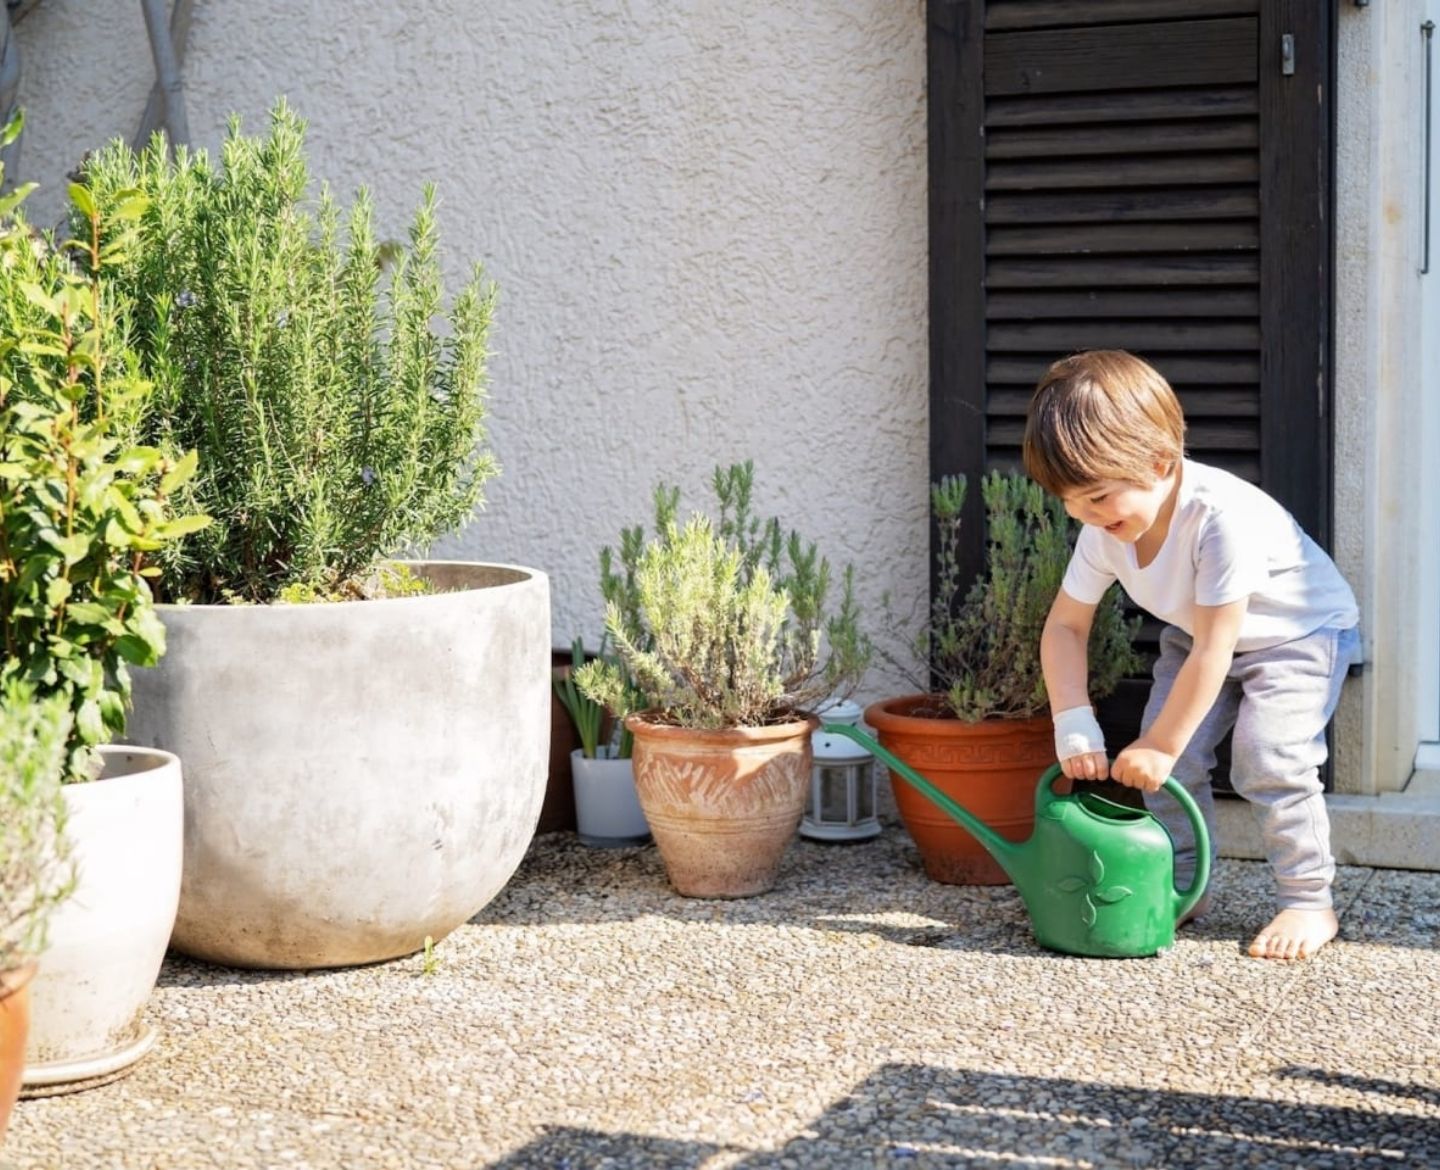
[1140,623,1361,912]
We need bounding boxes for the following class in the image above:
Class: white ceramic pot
[572,748,650,847]
[23,746,182,1092]
[126,562,551,969]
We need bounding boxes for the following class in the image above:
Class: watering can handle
[1161,776,1210,922]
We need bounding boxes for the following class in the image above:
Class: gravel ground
[5,815,1440,1169]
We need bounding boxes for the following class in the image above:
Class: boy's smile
[1060,463,1179,547]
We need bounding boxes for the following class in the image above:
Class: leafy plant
[0,112,209,783]
[77,98,498,604]
[553,636,638,760]
[576,462,870,729]
[896,471,1140,722]
[554,637,605,759]
[0,682,76,973]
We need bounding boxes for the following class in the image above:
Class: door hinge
[1281,33,1296,77]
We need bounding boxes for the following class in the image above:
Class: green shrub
[576,463,870,730]
[914,471,1141,722]
[0,112,208,782]
[78,98,498,604]
[0,682,76,972]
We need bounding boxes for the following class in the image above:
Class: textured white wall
[12,1,931,700]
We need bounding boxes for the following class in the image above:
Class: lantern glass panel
[817,762,874,823]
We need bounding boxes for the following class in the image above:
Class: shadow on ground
[487,1063,1440,1168]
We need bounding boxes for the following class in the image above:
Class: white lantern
[800,699,880,842]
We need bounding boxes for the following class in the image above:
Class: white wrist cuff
[1053,706,1106,762]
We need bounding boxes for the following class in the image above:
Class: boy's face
[1060,465,1175,543]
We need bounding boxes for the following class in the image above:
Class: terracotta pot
[1,963,36,1144]
[626,713,818,898]
[865,695,1054,885]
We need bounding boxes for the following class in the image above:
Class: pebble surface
[5,814,1439,1169]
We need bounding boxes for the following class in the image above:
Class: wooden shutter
[929,0,1333,736]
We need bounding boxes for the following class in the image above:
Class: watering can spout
[819,723,1026,877]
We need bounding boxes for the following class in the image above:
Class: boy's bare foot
[1248,907,1339,960]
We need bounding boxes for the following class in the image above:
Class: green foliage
[576,463,871,730]
[554,637,606,759]
[918,471,1141,722]
[274,561,432,605]
[78,98,499,604]
[0,682,76,972]
[0,114,209,782]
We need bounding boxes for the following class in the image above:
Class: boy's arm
[1111,598,1248,792]
[1041,588,1110,781]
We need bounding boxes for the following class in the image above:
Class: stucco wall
[11,1,931,700]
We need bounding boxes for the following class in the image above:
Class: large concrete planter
[125,562,550,970]
[23,746,183,1092]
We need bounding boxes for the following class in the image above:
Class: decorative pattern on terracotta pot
[626,714,818,898]
[865,695,1054,885]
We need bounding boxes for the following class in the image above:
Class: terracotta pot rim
[624,711,819,744]
[864,694,1052,733]
[0,961,37,1001]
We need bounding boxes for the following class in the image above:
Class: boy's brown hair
[1022,349,1186,496]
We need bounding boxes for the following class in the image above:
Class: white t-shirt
[1061,459,1358,653]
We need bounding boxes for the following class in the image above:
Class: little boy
[1022,350,1360,961]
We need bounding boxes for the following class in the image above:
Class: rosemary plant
[78,99,498,604]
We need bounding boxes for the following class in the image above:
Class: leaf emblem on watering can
[1055,850,1134,930]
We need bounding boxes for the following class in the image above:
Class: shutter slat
[987,221,1258,256]
[986,288,1260,318]
[989,386,1260,417]
[987,118,1257,159]
[987,187,1258,225]
[987,85,1258,127]
[985,18,1258,96]
[987,353,1261,384]
[987,255,1260,288]
[986,1,1258,32]
[988,417,1259,450]
[988,321,1260,351]
[987,152,1258,190]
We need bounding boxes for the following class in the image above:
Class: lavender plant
[0,683,75,973]
[77,99,498,604]
[901,472,1140,722]
[576,463,870,729]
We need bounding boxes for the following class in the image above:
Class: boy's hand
[1111,742,1176,793]
[1061,751,1110,782]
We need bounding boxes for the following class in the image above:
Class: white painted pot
[23,746,182,1092]
[572,749,650,847]
[125,562,551,970]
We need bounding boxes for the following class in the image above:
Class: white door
[1417,5,1440,769]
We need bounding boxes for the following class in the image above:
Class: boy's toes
[1247,907,1338,961]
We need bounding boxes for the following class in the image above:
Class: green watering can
[823,724,1210,959]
